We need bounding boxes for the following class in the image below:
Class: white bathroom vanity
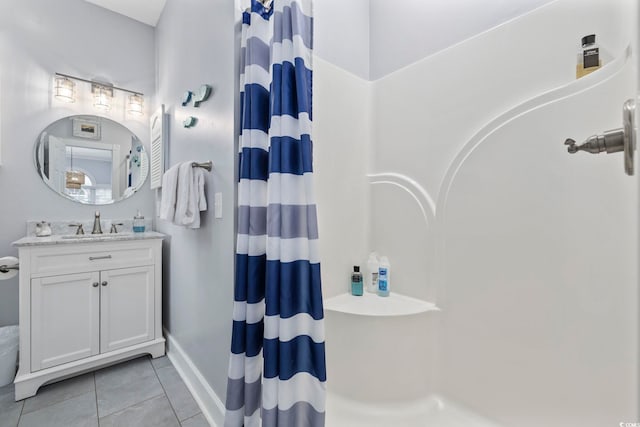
[11,232,165,400]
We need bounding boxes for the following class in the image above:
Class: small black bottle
[576,34,601,78]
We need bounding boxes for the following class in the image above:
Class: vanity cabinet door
[31,272,100,371]
[100,266,154,353]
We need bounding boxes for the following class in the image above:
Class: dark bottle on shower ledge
[351,266,363,296]
[576,34,601,79]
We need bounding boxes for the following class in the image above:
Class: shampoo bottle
[576,34,601,78]
[351,266,363,296]
[377,256,390,297]
[366,252,379,293]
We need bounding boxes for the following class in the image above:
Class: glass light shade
[54,77,75,103]
[93,86,112,111]
[127,94,144,116]
[65,170,85,189]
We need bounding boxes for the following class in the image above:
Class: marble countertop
[13,231,165,247]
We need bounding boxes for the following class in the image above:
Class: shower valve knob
[564,130,625,155]
[563,98,636,175]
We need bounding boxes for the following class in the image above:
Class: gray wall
[314,0,371,79]
[155,0,236,403]
[0,0,155,326]
[314,0,556,80]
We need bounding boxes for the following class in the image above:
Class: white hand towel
[194,167,207,212]
[188,168,208,229]
[159,163,180,221]
[174,161,196,226]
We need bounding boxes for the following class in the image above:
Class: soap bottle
[133,210,145,232]
[576,34,601,79]
[377,256,390,297]
[351,266,363,296]
[366,252,379,293]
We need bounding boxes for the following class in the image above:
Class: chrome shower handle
[564,98,636,176]
[564,130,624,154]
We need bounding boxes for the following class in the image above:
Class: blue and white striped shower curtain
[225,1,326,426]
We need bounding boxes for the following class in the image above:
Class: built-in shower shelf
[324,291,439,317]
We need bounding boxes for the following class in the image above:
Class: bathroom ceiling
[83,0,167,26]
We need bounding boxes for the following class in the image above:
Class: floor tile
[156,365,200,421]
[151,356,172,370]
[94,356,154,391]
[0,383,14,395]
[180,413,210,427]
[17,392,97,427]
[99,394,179,427]
[96,367,164,417]
[22,373,94,414]
[0,384,23,427]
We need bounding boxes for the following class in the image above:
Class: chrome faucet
[92,211,103,234]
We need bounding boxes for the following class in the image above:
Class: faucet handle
[69,223,85,235]
[110,223,124,234]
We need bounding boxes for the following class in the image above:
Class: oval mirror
[34,115,148,205]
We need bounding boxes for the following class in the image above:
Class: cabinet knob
[92,282,99,288]
[101,281,108,287]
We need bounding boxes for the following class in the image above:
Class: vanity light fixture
[65,147,85,190]
[53,73,145,115]
[65,170,85,190]
[54,76,76,103]
[127,94,144,116]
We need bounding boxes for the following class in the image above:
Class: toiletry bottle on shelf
[377,256,390,297]
[366,252,379,293]
[576,34,601,79]
[351,266,363,296]
[133,210,145,232]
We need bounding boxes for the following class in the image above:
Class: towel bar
[191,161,213,172]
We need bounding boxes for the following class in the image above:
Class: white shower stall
[313,0,640,425]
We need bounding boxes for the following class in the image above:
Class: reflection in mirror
[35,116,148,205]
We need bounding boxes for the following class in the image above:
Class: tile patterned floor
[0,356,210,427]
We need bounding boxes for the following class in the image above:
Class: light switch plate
[214,192,222,218]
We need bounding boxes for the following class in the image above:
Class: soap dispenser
[133,210,145,232]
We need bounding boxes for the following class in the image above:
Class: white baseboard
[164,329,226,427]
